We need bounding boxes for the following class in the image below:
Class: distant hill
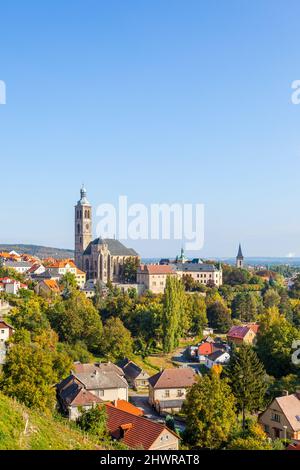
[0,244,74,260]
[0,392,100,450]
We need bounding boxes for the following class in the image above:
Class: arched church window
[85,259,89,271]
[77,223,80,234]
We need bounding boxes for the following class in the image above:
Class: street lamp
[283,425,287,441]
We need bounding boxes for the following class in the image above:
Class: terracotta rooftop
[105,404,178,449]
[148,368,196,389]
[139,264,176,275]
[109,400,144,416]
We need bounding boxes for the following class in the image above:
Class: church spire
[236,243,244,268]
[237,243,243,259]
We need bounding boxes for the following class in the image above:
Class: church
[74,186,139,283]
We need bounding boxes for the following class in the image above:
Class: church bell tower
[74,186,92,270]
[236,243,244,269]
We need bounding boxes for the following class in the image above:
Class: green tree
[231,292,261,322]
[183,369,236,449]
[0,329,71,411]
[162,276,185,353]
[47,291,103,351]
[263,289,281,308]
[122,257,139,283]
[189,294,208,336]
[289,274,300,299]
[256,307,300,377]
[207,301,232,333]
[9,297,50,335]
[76,405,109,441]
[225,345,267,429]
[102,317,133,361]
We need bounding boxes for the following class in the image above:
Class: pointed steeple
[237,243,243,259]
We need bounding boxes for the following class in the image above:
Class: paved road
[129,393,186,433]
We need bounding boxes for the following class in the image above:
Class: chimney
[119,423,133,438]
[295,390,300,400]
[282,390,289,396]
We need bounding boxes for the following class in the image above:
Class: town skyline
[1,1,300,257]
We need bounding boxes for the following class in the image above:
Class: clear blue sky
[1,0,300,258]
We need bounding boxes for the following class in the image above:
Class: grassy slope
[0,392,99,450]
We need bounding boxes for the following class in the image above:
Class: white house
[0,277,28,295]
[205,350,230,369]
[0,320,15,365]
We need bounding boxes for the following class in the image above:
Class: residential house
[2,260,32,274]
[105,405,179,450]
[47,259,86,288]
[137,264,176,294]
[57,362,128,420]
[259,391,300,442]
[119,358,150,390]
[72,361,124,377]
[227,323,259,346]
[205,350,230,369]
[36,279,60,297]
[27,263,46,276]
[148,368,196,415]
[0,277,28,295]
[0,320,14,365]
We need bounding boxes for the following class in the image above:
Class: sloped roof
[70,388,103,407]
[105,405,178,449]
[41,279,60,292]
[148,368,196,389]
[120,360,149,380]
[72,362,124,377]
[138,264,175,275]
[72,370,128,390]
[174,263,219,273]
[227,325,252,340]
[84,238,138,257]
[206,350,228,361]
[109,400,144,416]
[275,394,300,431]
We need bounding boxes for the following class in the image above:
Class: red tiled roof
[139,264,175,275]
[70,388,103,406]
[0,320,14,331]
[198,342,214,356]
[105,405,178,449]
[109,400,144,416]
[148,368,196,389]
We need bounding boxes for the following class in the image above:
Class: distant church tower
[74,186,92,270]
[236,243,244,268]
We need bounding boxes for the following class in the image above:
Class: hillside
[0,244,74,260]
[0,392,99,450]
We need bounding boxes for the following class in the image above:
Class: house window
[164,390,170,398]
[99,390,104,397]
[177,389,184,397]
[1,330,4,334]
[264,424,270,434]
[271,412,281,423]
